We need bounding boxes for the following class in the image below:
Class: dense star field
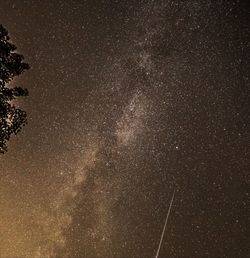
[0,1,249,257]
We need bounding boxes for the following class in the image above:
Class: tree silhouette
[0,24,29,154]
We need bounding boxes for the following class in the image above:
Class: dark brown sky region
[0,1,249,257]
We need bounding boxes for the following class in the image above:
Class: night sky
[0,1,249,257]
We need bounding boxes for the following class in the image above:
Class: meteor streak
[155,189,176,258]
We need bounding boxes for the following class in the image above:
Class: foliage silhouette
[0,24,29,153]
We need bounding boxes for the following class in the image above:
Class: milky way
[0,1,249,257]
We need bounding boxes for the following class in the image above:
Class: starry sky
[0,1,249,257]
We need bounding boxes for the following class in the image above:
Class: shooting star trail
[155,189,176,258]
